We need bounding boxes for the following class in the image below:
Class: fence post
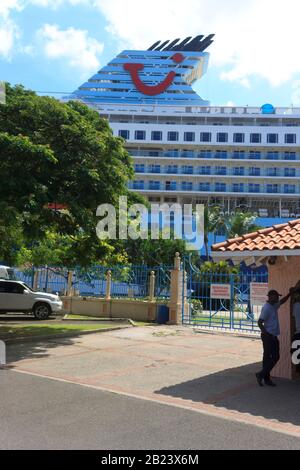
[230,274,234,330]
[149,271,156,301]
[105,270,112,301]
[67,271,74,297]
[168,253,187,325]
[33,269,39,291]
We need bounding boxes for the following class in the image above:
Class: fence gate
[182,256,268,333]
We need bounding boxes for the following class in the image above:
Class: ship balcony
[130,150,299,161]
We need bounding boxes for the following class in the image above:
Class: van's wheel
[33,303,51,320]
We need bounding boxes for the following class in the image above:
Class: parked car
[0,280,63,320]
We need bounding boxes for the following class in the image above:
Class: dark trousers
[258,334,280,380]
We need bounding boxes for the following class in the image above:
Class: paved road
[1,369,300,450]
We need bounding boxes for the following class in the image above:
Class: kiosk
[212,219,300,380]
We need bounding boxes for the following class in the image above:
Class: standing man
[256,287,297,387]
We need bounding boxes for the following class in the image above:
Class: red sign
[211,284,231,300]
[45,203,69,211]
[124,53,185,96]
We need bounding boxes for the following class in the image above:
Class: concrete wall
[62,297,161,323]
[269,256,300,380]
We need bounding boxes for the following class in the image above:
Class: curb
[1,325,132,345]
[193,327,260,340]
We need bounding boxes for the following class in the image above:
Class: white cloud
[91,0,300,88]
[292,81,300,106]
[0,18,19,59]
[2,0,300,90]
[29,0,88,7]
[0,1,22,58]
[37,24,104,74]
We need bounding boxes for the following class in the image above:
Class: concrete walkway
[5,325,300,438]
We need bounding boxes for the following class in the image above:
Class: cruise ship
[70,34,300,247]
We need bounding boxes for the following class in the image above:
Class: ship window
[200,132,211,142]
[232,183,244,193]
[182,166,194,175]
[284,184,296,194]
[250,133,261,143]
[233,167,245,176]
[135,164,145,173]
[135,130,146,140]
[249,184,260,193]
[285,134,296,144]
[151,131,162,141]
[267,184,279,193]
[249,167,261,176]
[233,133,245,143]
[217,133,228,143]
[284,152,296,160]
[267,133,278,144]
[149,181,160,190]
[184,132,195,142]
[199,183,210,191]
[119,130,130,139]
[285,168,296,177]
[215,183,226,192]
[181,182,193,191]
[215,166,227,175]
[168,132,179,142]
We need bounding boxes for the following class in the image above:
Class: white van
[0,266,16,280]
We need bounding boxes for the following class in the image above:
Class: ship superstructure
[72,35,300,222]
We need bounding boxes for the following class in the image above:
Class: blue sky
[1,0,300,107]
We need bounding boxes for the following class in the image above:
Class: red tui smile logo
[124,53,185,96]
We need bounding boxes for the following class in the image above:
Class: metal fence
[14,265,172,300]
[183,264,268,333]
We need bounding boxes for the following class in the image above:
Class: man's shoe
[255,373,264,387]
[264,379,277,387]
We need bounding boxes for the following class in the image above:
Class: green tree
[203,206,222,260]
[0,84,140,266]
[202,207,262,260]
[122,235,188,267]
[224,212,261,239]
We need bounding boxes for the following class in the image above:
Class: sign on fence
[250,282,269,305]
[211,284,231,300]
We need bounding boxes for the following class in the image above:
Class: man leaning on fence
[256,283,300,388]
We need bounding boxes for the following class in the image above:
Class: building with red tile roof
[212,219,300,264]
[212,218,300,380]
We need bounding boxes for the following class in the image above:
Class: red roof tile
[212,219,300,253]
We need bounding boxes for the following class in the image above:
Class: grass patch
[0,323,123,340]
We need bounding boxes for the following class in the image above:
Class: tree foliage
[0,84,136,266]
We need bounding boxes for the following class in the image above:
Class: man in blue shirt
[256,288,297,387]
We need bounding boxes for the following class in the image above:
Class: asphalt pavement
[1,369,300,450]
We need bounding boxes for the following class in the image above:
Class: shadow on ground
[0,314,59,323]
[156,362,300,427]
[4,336,79,365]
